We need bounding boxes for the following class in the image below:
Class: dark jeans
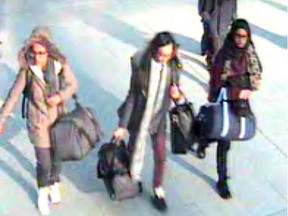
[128,123,166,188]
[216,140,231,181]
[199,139,231,181]
[34,147,62,188]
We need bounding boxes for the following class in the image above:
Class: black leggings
[34,147,62,188]
[199,139,231,181]
[216,140,231,181]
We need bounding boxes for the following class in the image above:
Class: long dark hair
[140,31,182,70]
[222,19,253,60]
[18,34,66,70]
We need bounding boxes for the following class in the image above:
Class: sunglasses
[29,51,48,59]
[33,51,48,56]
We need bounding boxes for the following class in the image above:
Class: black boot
[216,140,232,199]
[216,179,232,199]
[196,139,208,159]
[196,145,206,159]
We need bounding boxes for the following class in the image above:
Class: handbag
[196,88,256,141]
[97,139,139,200]
[169,99,196,154]
[50,95,102,161]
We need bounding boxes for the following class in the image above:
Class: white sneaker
[49,182,61,204]
[38,187,50,215]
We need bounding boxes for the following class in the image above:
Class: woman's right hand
[113,127,127,140]
[0,124,5,136]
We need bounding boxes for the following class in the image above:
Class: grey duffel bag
[50,95,102,161]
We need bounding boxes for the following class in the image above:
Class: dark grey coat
[117,51,180,135]
[199,0,237,40]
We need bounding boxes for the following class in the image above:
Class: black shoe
[152,195,167,212]
[216,180,232,199]
[196,146,206,159]
[138,181,143,193]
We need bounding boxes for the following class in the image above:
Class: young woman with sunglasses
[0,26,77,215]
[197,19,262,199]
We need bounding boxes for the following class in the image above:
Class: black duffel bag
[50,95,102,161]
[169,100,196,154]
[97,138,139,200]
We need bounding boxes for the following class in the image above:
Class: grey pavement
[0,0,287,215]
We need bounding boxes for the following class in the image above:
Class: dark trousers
[216,140,231,181]
[128,123,166,188]
[34,147,62,188]
[199,139,231,181]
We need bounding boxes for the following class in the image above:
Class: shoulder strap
[21,70,33,118]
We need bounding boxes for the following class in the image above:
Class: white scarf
[130,60,168,182]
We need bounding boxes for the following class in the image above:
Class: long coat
[117,51,180,135]
[199,0,237,48]
[0,60,77,148]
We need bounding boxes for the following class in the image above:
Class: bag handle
[216,87,230,137]
[216,87,228,103]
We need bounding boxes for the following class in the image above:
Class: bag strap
[216,87,228,103]
[217,87,230,137]
[22,70,33,118]
[76,96,102,139]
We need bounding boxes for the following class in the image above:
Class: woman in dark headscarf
[197,19,262,199]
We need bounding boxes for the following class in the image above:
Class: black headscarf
[222,19,252,61]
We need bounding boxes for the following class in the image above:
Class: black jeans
[199,139,231,181]
[34,147,62,188]
[216,140,231,181]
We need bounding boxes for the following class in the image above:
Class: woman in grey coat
[198,0,237,69]
[0,27,77,215]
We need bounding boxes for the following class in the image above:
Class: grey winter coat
[0,60,77,148]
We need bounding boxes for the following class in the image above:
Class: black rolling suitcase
[97,139,139,200]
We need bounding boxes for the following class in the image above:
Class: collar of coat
[29,60,62,84]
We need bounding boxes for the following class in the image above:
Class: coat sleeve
[249,49,262,90]
[58,63,78,101]
[117,57,138,128]
[0,70,26,125]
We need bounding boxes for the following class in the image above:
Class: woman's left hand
[46,94,62,107]
[239,89,252,100]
